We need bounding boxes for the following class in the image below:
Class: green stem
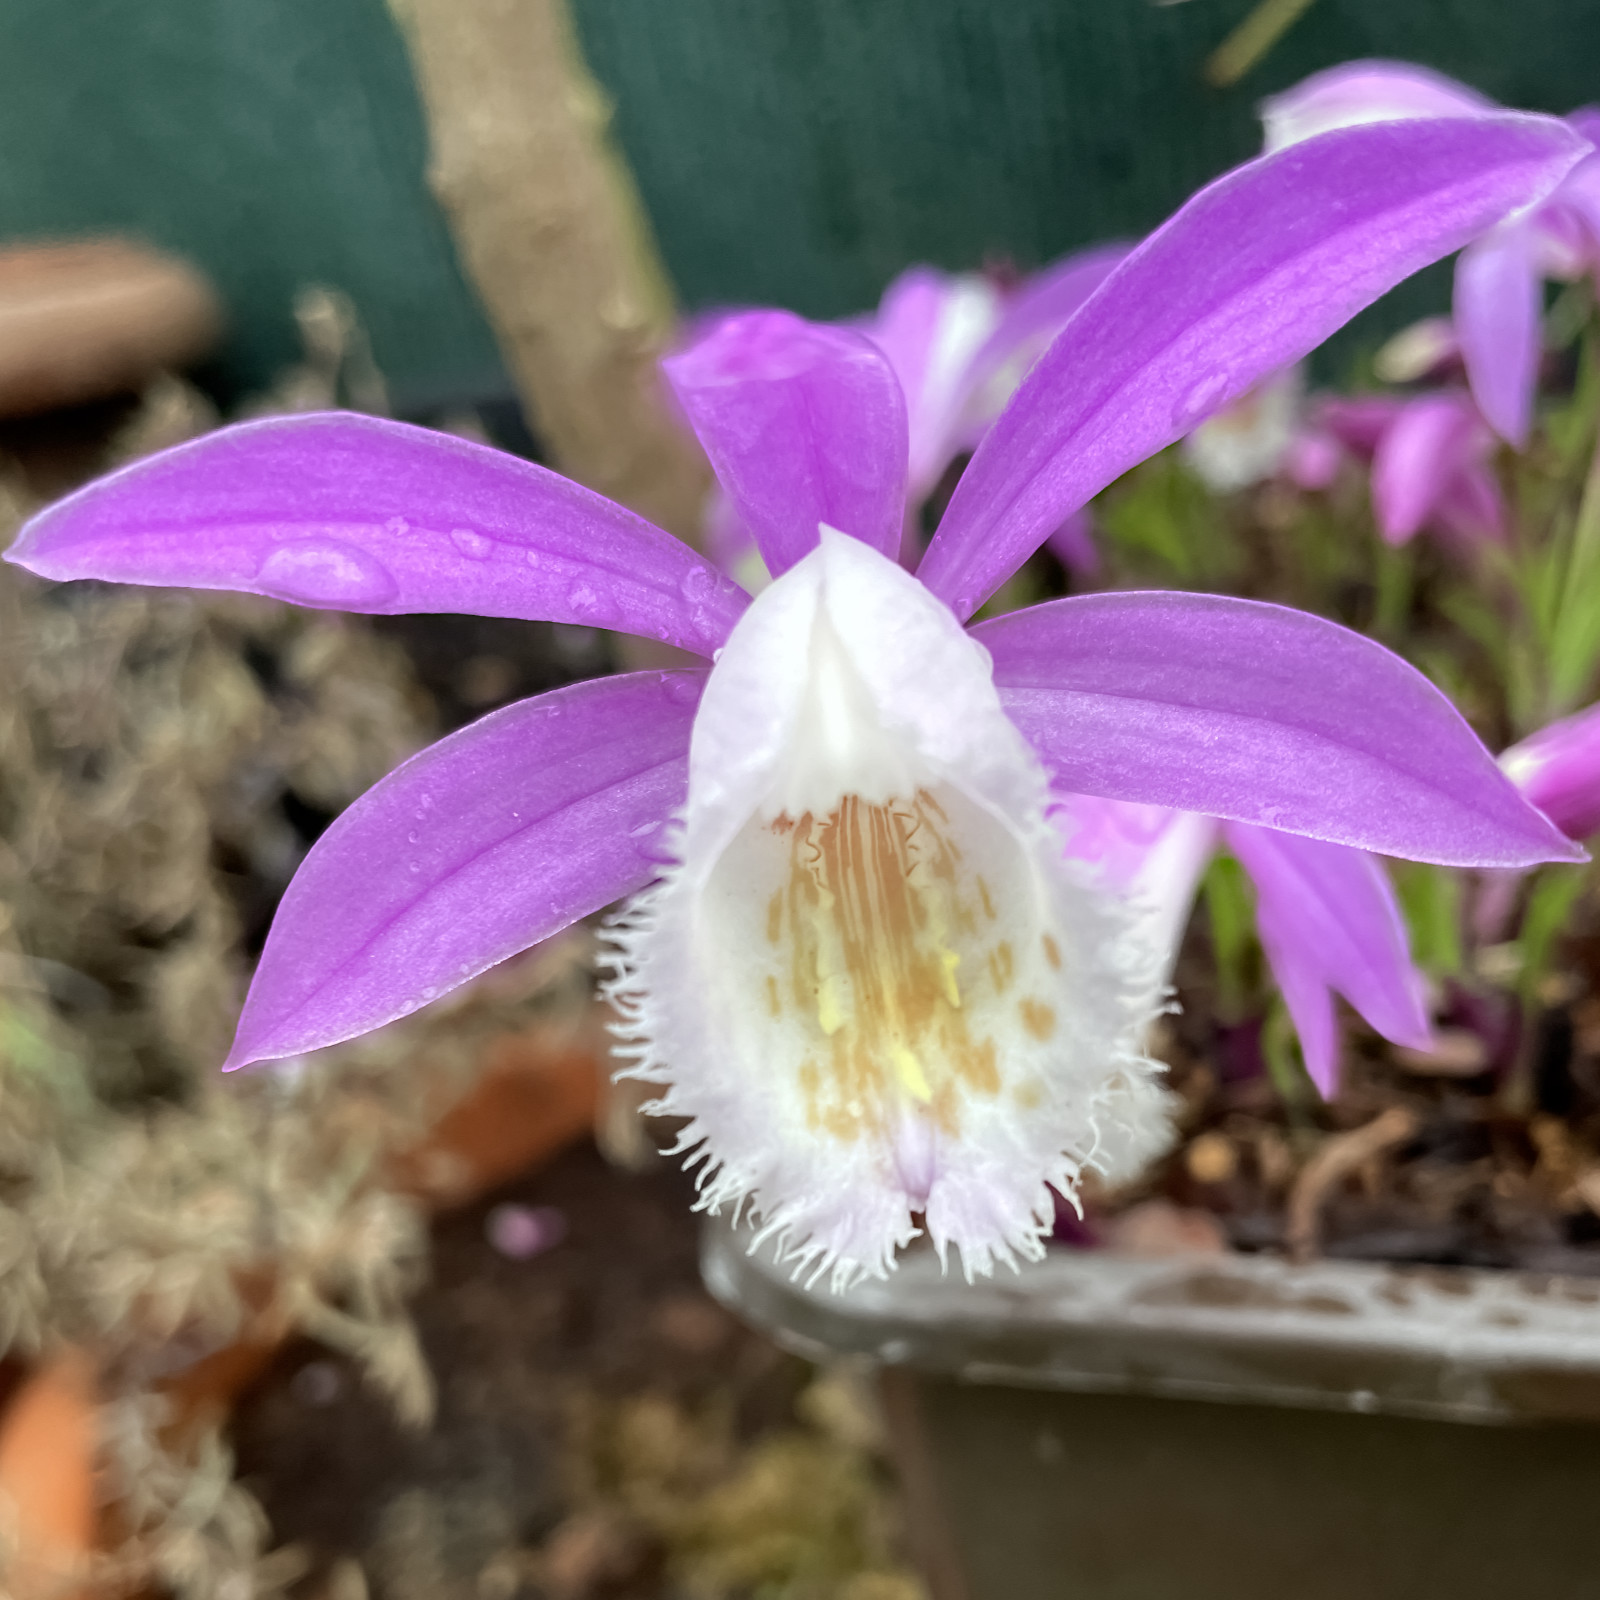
[1205,0,1319,87]
[1373,537,1414,643]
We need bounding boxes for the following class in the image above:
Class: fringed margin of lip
[597,815,924,1294]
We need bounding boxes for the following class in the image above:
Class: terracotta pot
[0,1350,99,1600]
[388,1017,602,1209]
[0,240,222,419]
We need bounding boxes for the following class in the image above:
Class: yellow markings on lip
[1041,933,1062,971]
[772,790,1009,1144]
[892,1043,933,1102]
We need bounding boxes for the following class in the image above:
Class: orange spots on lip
[766,890,784,945]
[988,940,1015,995]
[977,876,997,920]
[957,1037,1000,1096]
[766,975,782,1017]
[1014,1079,1044,1110]
[1019,998,1057,1042]
[1041,933,1061,971]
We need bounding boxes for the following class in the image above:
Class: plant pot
[0,1351,99,1600]
[702,1220,1600,1600]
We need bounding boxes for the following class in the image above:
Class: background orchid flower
[1316,388,1506,548]
[1264,61,1600,448]
[1180,366,1306,492]
[705,241,1130,586]
[6,115,1588,1288]
[1056,795,1430,1096]
[1502,702,1600,841]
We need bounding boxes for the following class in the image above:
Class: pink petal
[1502,702,1600,840]
[1431,458,1507,548]
[956,243,1132,430]
[1285,428,1343,491]
[226,670,702,1069]
[1226,822,1432,1096]
[1370,391,1488,544]
[662,311,908,576]
[864,267,1002,502]
[1260,60,1495,152]
[1262,933,1342,1097]
[5,413,748,657]
[917,115,1589,620]
[979,591,1582,868]
[1044,506,1099,574]
[1454,226,1542,447]
[1315,393,1406,458]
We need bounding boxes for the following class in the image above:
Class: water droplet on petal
[629,819,661,838]
[662,675,700,706]
[1172,371,1233,431]
[567,584,602,619]
[526,550,542,569]
[385,516,411,538]
[256,540,398,607]
[450,527,492,559]
[407,831,419,844]
[680,565,716,600]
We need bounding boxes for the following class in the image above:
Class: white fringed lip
[604,530,1167,1289]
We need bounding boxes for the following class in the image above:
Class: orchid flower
[1502,702,1600,841]
[1315,388,1506,548]
[7,118,1589,1287]
[1264,62,1600,448]
[707,242,1130,587]
[1055,795,1429,1096]
[1181,366,1307,492]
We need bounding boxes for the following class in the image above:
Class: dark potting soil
[230,1143,923,1600]
[1081,908,1600,1276]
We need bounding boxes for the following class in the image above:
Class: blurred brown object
[391,0,710,548]
[1101,1199,1229,1258]
[388,1019,604,1209]
[0,239,222,419]
[0,1351,98,1600]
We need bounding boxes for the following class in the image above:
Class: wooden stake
[391,0,711,547]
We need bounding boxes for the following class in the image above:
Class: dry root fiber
[0,391,593,1597]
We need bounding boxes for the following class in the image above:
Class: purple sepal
[1454,226,1542,447]
[1045,507,1100,575]
[1226,823,1432,1095]
[1502,702,1600,840]
[958,243,1131,426]
[979,591,1583,868]
[4,413,749,658]
[663,311,909,576]
[1371,392,1502,546]
[1260,60,1494,151]
[917,115,1590,619]
[225,670,702,1069]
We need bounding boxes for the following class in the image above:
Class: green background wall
[1,0,1596,412]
